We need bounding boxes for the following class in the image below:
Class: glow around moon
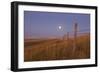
[57,25,63,31]
[58,26,62,30]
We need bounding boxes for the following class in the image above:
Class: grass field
[24,34,90,62]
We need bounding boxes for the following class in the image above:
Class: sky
[24,11,90,39]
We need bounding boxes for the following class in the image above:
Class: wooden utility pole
[73,19,78,52]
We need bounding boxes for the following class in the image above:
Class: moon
[58,26,62,30]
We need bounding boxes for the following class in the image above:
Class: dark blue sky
[24,11,90,39]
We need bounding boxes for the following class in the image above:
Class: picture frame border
[11,1,98,72]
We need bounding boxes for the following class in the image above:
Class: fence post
[67,32,69,41]
[73,22,78,52]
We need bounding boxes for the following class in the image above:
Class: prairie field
[24,34,90,62]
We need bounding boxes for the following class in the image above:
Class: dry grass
[24,34,90,62]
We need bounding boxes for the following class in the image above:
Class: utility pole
[73,18,78,53]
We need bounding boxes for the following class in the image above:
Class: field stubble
[24,35,90,62]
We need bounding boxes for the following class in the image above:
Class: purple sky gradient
[24,11,90,39]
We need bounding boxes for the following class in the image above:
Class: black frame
[11,1,98,72]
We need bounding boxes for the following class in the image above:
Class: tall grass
[24,34,90,62]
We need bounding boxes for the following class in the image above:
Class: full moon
[58,26,62,30]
